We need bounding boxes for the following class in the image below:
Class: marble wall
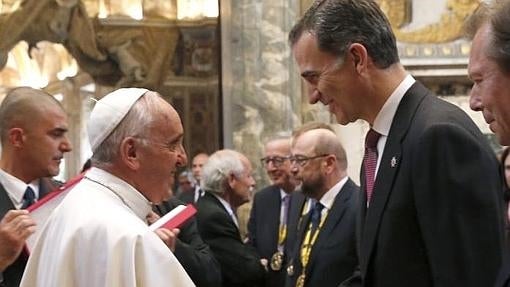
[220,0,303,185]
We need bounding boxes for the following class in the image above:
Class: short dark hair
[0,87,62,143]
[289,0,399,69]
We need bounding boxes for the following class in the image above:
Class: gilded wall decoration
[0,0,179,90]
[379,0,480,44]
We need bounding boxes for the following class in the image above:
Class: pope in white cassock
[20,88,195,286]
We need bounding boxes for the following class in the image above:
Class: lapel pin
[390,156,397,168]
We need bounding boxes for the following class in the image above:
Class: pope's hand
[154,228,180,252]
[0,210,35,271]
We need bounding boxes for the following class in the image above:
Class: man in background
[197,149,266,287]
[179,153,208,204]
[248,134,298,286]
[286,128,358,287]
[0,87,72,287]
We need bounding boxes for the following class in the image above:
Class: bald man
[0,87,72,287]
[286,128,358,287]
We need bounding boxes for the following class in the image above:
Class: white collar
[319,176,348,210]
[0,169,40,208]
[372,74,415,136]
[212,193,239,226]
[279,188,290,200]
[84,167,152,222]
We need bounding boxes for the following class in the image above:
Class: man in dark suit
[285,128,357,287]
[289,1,505,286]
[247,135,297,287]
[178,153,208,204]
[196,149,266,287]
[154,197,222,287]
[467,2,510,286]
[0,87,72,287]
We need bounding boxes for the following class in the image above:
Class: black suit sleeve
[412,123,504,286]
[174,219,222,287]
[199,206,266,286]
[156,198,222,287]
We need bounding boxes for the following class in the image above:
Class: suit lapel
[206,192,242,239]
[0,183,15,217]
[360,82,429,275]
[267,186,282,251]
[307,179,355,275]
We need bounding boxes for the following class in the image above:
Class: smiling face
[292,32,364,125]
[468,24,510,145]
[262,138,294,191]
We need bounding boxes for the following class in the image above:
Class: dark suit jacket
[495,255,510,287]
[0,177,60,287]
[177,190,195,205]
[355,82,505,287]
[155,197,222,287]
[196,192,266,287]
[247,185,296,287]
[286,178,358,287]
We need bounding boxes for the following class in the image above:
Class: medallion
[286,263,294,276]
[296,273,305,287]
[270,251,284,271]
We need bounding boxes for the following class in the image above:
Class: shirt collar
[85,167,152,222]
[319,176,348,210]
[372,74,415,136]
[212,193,239,226]
[0,169,40,208]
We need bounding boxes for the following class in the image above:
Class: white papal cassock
[20,167,195,287]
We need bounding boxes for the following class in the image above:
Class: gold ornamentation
[287,263,294,276]
[296,273,305,287]
[377,0,481,43]
[270,251,284,271]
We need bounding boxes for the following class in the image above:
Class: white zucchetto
[87,88,148,152]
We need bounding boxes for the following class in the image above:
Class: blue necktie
[21,186,36,209]
[310,201,324,234]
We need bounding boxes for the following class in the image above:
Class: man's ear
[120,137,141,170]
[8,128,25,148]
[227,172,237,189]
[348,43,368,74]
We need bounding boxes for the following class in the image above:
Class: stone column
[221,0,302,185]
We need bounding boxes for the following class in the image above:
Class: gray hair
[0,87,63,143]
[91,91,161,164]
[488,0,510,73]
[201,149,245,195]
[289,0,399,69]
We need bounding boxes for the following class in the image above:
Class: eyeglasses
[260,156,289,167]
[289,154,329,167]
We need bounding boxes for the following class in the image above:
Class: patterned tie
[282,194,291,225]
[21,186,36,209]
[363,129,381,204]
[310,201,324,234]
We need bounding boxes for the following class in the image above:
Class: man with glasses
[289,0,504,286]
[247,135,298,286]
[285,127,357,287]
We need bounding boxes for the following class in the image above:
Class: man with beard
[247,134,298,286]
[285,128,358,287]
